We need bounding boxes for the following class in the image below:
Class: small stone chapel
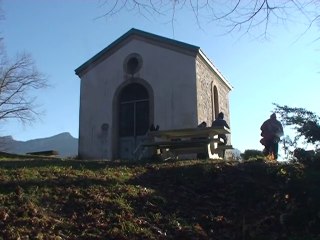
[75,28,232,160]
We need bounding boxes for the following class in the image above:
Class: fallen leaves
[0,158,319,239]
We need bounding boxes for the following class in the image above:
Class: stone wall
[195,55,231,129]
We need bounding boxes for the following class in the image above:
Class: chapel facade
[75,28,232,160]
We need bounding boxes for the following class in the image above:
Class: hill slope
[0,158,319,239]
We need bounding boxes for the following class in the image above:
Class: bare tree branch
[98,0,320,38]
[0,49,48,124]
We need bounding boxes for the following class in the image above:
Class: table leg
[207,142,221,159]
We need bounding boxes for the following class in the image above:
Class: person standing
[260,113,284,160]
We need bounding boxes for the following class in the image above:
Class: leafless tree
[0,48,47,124]
[98,0,320,37]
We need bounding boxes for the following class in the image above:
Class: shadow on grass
[127,160,318,239]
[0,157,319,239]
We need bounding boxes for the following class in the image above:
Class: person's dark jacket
[212,118,229,144]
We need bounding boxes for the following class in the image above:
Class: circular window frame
[123,53,143,75]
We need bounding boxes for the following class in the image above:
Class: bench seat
[141,138,222,148]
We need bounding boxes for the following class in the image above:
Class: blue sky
[1,0,319,154]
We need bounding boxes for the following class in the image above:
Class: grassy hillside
[0,158,319,239]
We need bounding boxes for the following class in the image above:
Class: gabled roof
[75,28,200,75]
[75,28,232,90]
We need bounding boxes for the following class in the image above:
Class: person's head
[198,121,207,128]
[218,112,224,119]
[270,113,277,120]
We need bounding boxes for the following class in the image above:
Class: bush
[293,148,320,167]
[241,149,264,160]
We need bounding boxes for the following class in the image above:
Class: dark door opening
[118,83,149,159]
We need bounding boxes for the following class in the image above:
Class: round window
[124,53,142,75]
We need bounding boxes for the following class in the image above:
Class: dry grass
[0,158,319,239]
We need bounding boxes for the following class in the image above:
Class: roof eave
[198,49,233,90]
[75,28,200,77]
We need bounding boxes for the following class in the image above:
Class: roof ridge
[75,28,200,75]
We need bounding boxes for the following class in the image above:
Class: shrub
[241,149,264,160]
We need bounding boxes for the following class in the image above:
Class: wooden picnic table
[134,126,232,160]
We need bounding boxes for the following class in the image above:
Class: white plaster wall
[78,38,198,159]
[78,69,114,159]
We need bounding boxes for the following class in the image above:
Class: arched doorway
[118,83,150,159]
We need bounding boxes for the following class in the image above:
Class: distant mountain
[0,132,78,157]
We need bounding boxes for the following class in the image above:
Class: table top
[148,126,230,139]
